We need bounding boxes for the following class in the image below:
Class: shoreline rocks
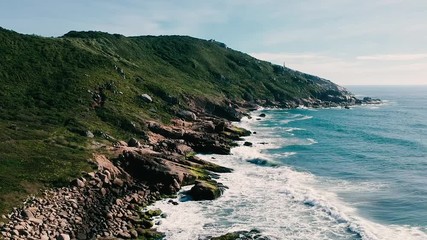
[0,165,164,240]
[0,94,382,239]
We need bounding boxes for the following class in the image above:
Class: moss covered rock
[189,180,225,200]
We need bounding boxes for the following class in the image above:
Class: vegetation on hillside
[0,27,349,214]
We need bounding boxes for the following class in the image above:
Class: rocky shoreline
[0,107,252,240]
[0,96,380,240]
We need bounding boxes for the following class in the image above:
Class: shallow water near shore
[153,86,427,240]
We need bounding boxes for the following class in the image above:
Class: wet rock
[142,219,154,228]
[243,141,253,147]
[189,180,223,200]
[168,200,179,205]
[248,157,268,165]
[211,229,269,240]
[362,97,381,104]
[259,113,266,117]
[146,209,162,217]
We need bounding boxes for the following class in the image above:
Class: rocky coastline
[0,96,380,240]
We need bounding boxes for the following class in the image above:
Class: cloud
[356,54,427,61]
[90,1,227,36]
[250,52,427,85]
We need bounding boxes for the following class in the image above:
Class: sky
[1,0,427,85]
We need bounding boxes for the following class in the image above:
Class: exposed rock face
[362,97,382,104]
[118,151,186,194]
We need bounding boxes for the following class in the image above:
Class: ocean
[152,86,427,240]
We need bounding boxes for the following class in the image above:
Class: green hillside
[0,27,353,214]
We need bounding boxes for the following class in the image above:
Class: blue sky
[1,0,426,85]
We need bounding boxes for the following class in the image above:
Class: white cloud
[250,52,427,85]
[356,54,427,61]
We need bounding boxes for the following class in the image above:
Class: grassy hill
[0,27,352,214]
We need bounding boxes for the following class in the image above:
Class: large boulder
[189,180,224,200]
[128,138,141,148]
[119,151,192,194]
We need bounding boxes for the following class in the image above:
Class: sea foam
[151,111,427,240]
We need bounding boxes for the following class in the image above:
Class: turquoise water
[153,86,427,240]
[265,86,427,228]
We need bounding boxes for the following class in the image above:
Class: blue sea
[153,86,427,240]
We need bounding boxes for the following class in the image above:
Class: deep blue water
[153,85,427,240]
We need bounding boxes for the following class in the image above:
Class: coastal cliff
[0,27,377,239]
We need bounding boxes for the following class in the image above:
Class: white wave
[272,151,297,158]
[152,110,427,240]
[155,152,427,240]
[285,127,306,132]
[280,115,313,124]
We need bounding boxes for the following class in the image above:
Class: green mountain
[0,27,355,214]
